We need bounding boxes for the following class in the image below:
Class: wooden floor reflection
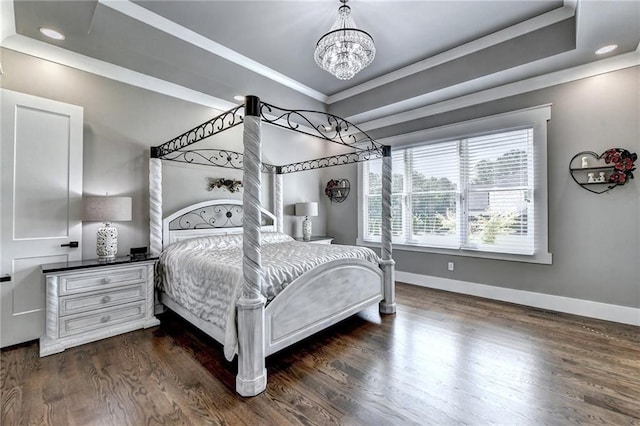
[2,283,639,425]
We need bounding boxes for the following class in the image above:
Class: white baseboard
[396,271,640,327]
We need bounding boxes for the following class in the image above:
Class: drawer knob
[100,315,111,323]
[101,295,111,304]
[102,277,111,284]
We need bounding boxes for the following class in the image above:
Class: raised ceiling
[3,0,640,130]
[131,0,562,95]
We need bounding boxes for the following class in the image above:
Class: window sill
[357,238,552,265]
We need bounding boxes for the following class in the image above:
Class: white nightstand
[294,236,334,244]
[39,256,160,357]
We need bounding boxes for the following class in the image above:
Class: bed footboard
[263,258,383,356]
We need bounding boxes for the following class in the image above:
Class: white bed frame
[157,199,388,390]
[160,256,382,353]
[149,96,395,397]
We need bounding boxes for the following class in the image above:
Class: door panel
[14,106,72,239]
[1,89,83,348]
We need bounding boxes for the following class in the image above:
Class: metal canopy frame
[148,95,395,397]
[150,98,388,174]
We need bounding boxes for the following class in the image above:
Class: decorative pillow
[262,232,294,245]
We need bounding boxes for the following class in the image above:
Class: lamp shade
[83,196,132,222]
[295,202,318,217]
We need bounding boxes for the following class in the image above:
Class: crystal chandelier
[314,0,376,80]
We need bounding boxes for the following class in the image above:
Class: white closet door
[1,89,83,347]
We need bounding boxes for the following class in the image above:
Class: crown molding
[1,34,235,112]
[4,33,635,138]
[375,104,552,147]
[355,49,640,132]
[1,34,321,137]
[98,0,328,103]
[3,0,637,138]
[327,1,578,104]
[101,0,578,107]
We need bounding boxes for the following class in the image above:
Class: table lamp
[295,202,318,241]
[83,196,132,259]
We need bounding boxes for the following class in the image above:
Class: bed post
[379,145,396,314]
[236,95,267,397]
[273,170,284,232]
[149,153,163,255]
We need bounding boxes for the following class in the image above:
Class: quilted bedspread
[157,232,379,360]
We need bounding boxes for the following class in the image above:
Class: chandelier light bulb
[314,0,375,80]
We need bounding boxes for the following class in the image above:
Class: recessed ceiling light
[39,27,65,40]
[595,44,618,55]
[234,95,244,101]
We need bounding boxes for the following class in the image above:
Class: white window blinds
[363,127,535,256]
[410,141,459,248]
[464,129,534,254]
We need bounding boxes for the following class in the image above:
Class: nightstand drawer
[59,266,147,295]
[59,284,146,316]
[59,301,146,338]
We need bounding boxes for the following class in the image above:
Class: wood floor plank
[1,283,639,425]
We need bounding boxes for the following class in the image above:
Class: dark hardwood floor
[2,283,639,425]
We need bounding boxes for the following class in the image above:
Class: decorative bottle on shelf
[588,172,595,183]
[581,156,589,168]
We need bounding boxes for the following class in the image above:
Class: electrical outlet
[447,262,454,271]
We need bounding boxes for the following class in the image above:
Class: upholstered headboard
[162,199,277,249]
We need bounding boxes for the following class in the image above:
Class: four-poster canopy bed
[149,95,395,396]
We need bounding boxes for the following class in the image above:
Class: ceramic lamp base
[302,217,312,241]
[96,222,118,259]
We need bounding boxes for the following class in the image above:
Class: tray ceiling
[4,0,640,128]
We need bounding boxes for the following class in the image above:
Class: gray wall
[332,66,640,309]
[2,47,637,309]
[323,163,359,245]
[0,48,328,258]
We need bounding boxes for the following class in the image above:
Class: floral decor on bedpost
[207,177,243,193]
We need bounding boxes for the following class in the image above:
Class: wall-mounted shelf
[570,166,615,171]
[578,181,616,186]
[325,179,350,203]
[569,149,636,194]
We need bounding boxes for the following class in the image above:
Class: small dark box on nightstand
[130,247,148,259]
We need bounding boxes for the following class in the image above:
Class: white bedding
[157,232,379,360]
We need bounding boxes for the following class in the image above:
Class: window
[359,106,551,263]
